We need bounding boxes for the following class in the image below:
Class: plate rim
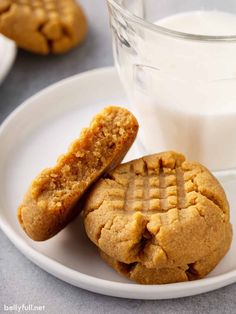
[0,35,16,85]
[0,66,235,300]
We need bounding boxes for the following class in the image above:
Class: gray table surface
[0,2,236,313]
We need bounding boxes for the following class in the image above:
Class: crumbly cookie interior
[18,106,138,240]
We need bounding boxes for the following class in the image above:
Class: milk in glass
[130,11,236,170]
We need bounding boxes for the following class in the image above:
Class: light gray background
[0,2,236,313]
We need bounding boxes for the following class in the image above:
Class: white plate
[0,67,235,300]
[0,35,16,84]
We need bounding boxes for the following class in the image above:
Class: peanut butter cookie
[84,152,232,284]
[0,0,87,54]
[18,106,139,241]
[100,235,232,284]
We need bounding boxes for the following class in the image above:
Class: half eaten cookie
[18,106,138,241]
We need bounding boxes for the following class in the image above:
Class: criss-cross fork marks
[13,0,73,17]
[108,162,189,212]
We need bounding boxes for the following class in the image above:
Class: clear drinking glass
[106,0,236,172]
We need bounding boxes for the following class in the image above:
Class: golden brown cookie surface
[84,152,232,283]
[18,106,139,241]
[100,233,232,284]
[0,0,87,54]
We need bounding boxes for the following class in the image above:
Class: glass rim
[107,0,236,42]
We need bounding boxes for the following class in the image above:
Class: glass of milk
[107,0,236,171]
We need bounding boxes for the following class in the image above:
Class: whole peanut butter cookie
[18,106,139,241]
[84,152,232,284]
[0,0,87,54]
[100,234,232,284]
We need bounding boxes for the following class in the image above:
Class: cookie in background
[0,0,87,54]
